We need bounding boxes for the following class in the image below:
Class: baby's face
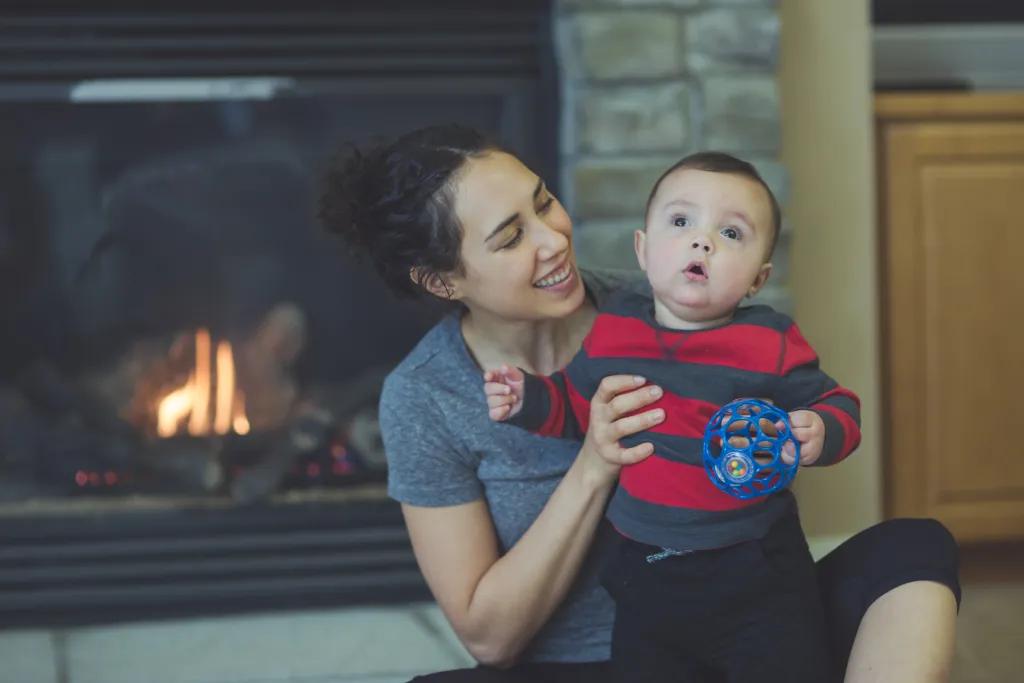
[636,168,774,329]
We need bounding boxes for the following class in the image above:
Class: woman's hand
[580,374,665,483]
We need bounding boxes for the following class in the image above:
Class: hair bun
[318,124,496,298]
[318,143,378,251]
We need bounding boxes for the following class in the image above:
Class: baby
[483,152,860,682]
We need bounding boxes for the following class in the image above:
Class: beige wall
[779,0,882,538]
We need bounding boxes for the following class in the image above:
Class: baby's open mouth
[684,261,708,281]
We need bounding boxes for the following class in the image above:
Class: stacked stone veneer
[555,0,790,310]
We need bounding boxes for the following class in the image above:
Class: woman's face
[446,152,584,322]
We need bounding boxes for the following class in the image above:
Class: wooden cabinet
[875,92,1024,542]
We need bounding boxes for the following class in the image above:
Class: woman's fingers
[593,374,648,406]
[612,442,656,465]
[592,375,666,440]
[607,384,663,418]
[583,375,666,469]
[610,409,665,439]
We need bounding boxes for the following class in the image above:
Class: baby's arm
[775,323,862,467]
[482,364,587,440]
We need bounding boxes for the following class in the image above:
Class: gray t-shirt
[379,269,642,663]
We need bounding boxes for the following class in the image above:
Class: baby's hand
[779,410,825,465]
[483,365,525,421]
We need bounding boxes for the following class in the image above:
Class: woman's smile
[534,261,576,289]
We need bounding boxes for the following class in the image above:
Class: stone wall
[555,0,790,310]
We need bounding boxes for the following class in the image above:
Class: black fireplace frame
[0,496,429,629]
[0,0,558,628]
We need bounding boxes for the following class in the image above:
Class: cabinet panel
[922,163,1024,502]
[878,98,1024,542]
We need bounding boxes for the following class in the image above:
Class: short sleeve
[379,370,483,507]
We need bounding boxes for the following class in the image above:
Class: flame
[213,339,233,435]
[156,329,249,438]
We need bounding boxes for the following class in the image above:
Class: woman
[319,125,960,682]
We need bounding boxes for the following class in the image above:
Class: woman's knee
[882,518,957,564]
[842,518,956,563]
[819,518,960,592]
[858,518,961,605]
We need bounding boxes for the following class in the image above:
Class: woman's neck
[460,299,597,376]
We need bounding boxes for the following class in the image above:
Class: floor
[0,603,474,683]
[948,543,1024,683]
[0,542,1020,683]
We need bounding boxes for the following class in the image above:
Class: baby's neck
[460,300,597,375]
[653,298,736,331]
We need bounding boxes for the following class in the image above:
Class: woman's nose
[536,221,569,258]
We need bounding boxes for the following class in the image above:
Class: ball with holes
[702,398,800,500]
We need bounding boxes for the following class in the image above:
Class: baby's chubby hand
[779,409,825,465]
[483,365,525,421]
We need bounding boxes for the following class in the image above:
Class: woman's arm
[403,375,664,667]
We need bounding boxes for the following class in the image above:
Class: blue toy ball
[702,398,799,500]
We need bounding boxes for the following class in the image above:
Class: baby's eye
[672,216,690,228]
[721,226,741,240]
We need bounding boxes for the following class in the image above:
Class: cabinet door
[880,118,1024,542]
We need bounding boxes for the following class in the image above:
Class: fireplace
[0,1,558,627]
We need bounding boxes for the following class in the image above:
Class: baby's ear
[747,262,772,297]
[410,267,458,301]
[633,229,648,271]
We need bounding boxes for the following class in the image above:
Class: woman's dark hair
[319,124,501,298]
[644,151,783,260]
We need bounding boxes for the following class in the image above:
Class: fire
[156,329,250,438]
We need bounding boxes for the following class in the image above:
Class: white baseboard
[807,534,852,562]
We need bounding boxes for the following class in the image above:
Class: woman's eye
[501,229,524,250]
[538,196,555,214]
[672,216,690,228]
[721,226,741,240]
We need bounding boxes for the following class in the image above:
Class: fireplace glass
[0,43,556,622]
[1,79,557,509]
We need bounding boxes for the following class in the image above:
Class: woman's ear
[747,262,772,298]
[410,267,458,301]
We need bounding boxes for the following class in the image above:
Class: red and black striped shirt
[513,289,861,550]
